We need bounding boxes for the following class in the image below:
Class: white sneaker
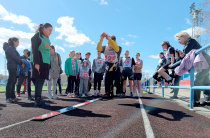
[138,93,142,97]
[94,90,97,96]
[88,92,92,96]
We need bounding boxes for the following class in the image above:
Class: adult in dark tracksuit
[3,37,24,103]
[176,32,210,106]
[97,32,122,97]
[92,51,105,96]
[30,23,53,107]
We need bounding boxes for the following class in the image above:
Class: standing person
[92,51,105,96]
[16,49,33,100]
[176,32,210,106]
[97,32,122,97]
[47,45,61,99]
[30,23,53,107]
[84,52,92,96]
[133,52,143,97]
[74,52,83,96]
[3,37,25,103]
[120,50,135,98]
[79,60,92,97]
[158,41,175,85]
[65,50,78,98]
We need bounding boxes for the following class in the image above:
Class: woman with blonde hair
[65,50,78,98]
[176,31,210,106]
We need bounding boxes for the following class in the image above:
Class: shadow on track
[118,103,192,121]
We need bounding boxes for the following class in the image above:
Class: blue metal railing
[141,43,210,109]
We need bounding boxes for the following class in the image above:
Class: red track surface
[0,89,210,137]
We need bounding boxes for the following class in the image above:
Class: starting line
[0,98,101,131]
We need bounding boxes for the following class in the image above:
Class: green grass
[0,86,104,92]
[0,86,67,93]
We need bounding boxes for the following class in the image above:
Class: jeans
[79,78,88,96]
[6,69,17,100]
[47,78,58,98]
[34,79,45,101]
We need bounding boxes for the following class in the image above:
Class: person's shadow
[118,103,192,121]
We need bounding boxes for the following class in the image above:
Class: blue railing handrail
[142,43,210,110]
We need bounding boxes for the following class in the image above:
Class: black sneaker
[20,92,25,94]
[170,96,178,99]
[28,97,34,101]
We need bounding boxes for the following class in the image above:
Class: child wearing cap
[84,52,92,96]
[79,60,91,97]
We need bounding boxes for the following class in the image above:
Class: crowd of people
[3,23,143,107]
[4,23,209,107]
[152,32,210,106]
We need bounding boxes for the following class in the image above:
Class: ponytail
[35,23,52,33]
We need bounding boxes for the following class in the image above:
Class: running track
[0,88,210,137]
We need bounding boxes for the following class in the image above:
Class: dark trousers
[27,71,32,98]
[94,72,103,91]
[56,78,62,94]
[16,75,26,94]
[34,79,45,101]
[75,76,80,95]
[67,76,76,93]
[6,69,17,100]
[105,67,121,96]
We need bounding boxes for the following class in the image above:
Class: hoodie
[3,43,22,70]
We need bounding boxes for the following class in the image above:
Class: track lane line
[137,92,155,138]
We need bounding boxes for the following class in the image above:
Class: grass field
[0,86,67,93]
[0,86,104,92]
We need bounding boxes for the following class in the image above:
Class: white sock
[165,75,172,81]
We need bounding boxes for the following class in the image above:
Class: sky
[0,0,209,77]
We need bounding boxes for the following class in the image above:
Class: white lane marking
[137,92,155,138]
[0,119,31,131]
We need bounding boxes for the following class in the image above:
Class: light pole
[190,2,205,44]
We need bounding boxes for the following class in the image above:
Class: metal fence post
[189,67,194,109]
[153,78,155,94]
[148,79,150,93]
[162,79,164,97]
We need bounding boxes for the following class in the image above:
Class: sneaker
[16,93,20,97]
[5,98,14,103]
[99,91,102,95]
[67,93,72,98]
[120,94,125,98]
[116,93,121,97]
[53,97,59,100]
[71,93,75,98]
[28,97,34,101]
[20,92,25,94]
[87,92,92,96]
[34,101,50,107]
[138,93,142,97]
[130,93,134,98]
[94,90,97,96]
[170,96,178,99]
[13,98,21,102]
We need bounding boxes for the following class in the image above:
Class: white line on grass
[137,92,155,138]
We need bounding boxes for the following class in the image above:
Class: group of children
[63,32,143,98]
